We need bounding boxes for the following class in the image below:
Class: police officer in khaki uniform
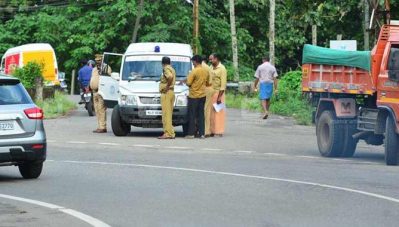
[158,57,176,139]
[90,54,112,133]
[202,56,213,137]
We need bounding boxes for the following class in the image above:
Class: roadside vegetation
[226,71,313,125]
[36,91,76,119]
[13,62,76,119]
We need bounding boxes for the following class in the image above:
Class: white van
[99,42,192,136]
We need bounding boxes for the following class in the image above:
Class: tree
[132,0,144,43]
[229,0,239,81]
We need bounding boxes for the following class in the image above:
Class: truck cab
[99,42,192,136]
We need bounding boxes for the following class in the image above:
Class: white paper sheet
[213,103,226,112]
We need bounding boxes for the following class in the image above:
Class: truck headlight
[175,95,188,106]
[121,95,137,106]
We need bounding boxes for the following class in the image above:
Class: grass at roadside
[226,93,313,125]
[36,91,77,119]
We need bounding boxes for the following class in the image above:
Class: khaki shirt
[159,65,176,93]
[186,65,210,98]
[202,62,212,87]
[90,64,112,91]
[211,63,227,91]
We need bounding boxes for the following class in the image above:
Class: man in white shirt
[254,56,278,119]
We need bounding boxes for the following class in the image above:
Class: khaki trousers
[93,92,107,130]
[204,86,213,135]
[161,90,175,137]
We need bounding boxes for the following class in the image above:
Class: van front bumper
[119,106,188,127]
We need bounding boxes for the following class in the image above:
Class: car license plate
[0,122,14,131]
[146,110,162,116]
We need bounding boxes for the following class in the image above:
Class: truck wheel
[18,162,43,179]
[87,101,95,116]
[384,115,399,166]
[316,111,344,157]
[111,105,130,136]
[341,121,358,157]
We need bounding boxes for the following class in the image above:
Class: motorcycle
[80,87,95,116]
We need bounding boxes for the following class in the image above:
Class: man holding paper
[209,53,227,137]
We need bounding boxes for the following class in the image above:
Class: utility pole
[229,0,239,82]
[193,0,200,54]
[364,0,370,50]
[269,0,275,65]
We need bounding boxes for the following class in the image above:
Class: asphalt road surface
[1,97,399,227]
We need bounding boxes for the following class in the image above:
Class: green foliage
[36,91,76,119]
[12,61,44,89]
[225,62,255,81]
[0,0,398,82]
[277,70,303,100]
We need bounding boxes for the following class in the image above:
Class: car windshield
[122,56,191,81]
[0,80,32,105]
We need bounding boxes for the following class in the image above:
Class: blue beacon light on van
[154,46,160,53]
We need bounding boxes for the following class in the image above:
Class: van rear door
[98,52,123,108]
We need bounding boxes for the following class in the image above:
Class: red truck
[302,24,399,165]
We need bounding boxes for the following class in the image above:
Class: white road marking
[98,143,119,146]
[68,141,88,144]
[0,193,110,227]
[133,144,160,148]
[296,155,321,159]
[262,153,287,157]
[234,150,254,154]
[201,148,223,151]
[48,159,399,205]
[165,146,191,150]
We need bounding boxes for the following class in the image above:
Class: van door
[98,52,123,108]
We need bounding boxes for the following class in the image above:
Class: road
[1,98,399,227]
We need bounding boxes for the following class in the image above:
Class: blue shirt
[78,65,93,87]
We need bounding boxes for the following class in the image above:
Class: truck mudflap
[316,98,357,119]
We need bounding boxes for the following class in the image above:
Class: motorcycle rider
[78,60,94,104]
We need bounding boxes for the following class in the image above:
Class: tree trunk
[192,0,200,54]
[35,77,44,102]
[312,25,317,45]
[131,0,144,43]
[364,0,370,50]
[269,0,275,65]
[229,0,239,82]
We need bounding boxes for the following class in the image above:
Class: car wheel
[18,162,43,179]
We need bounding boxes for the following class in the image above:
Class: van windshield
[122,56,191,81]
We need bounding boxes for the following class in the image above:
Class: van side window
[388,46,399,81]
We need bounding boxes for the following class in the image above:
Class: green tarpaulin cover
[302,44,371,71]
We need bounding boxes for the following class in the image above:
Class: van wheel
[385,115,399,166]
[316,111,344,157]
[341,120,358,157]
[112,105,130,136]
[18,162,43,179]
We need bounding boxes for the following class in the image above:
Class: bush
[12,61,44,89]
[36,91,76,119]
